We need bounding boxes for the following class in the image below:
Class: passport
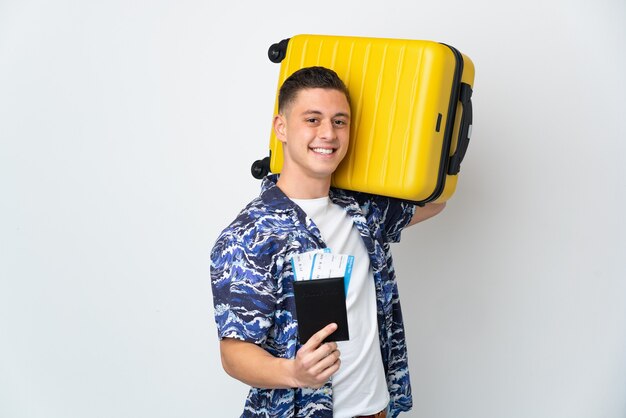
[293,277,349,343]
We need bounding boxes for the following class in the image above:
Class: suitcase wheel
[268,38,290,63]
[251,156,270,179]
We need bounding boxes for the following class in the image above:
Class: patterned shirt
[210,175,416,417]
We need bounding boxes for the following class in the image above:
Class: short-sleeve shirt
[210,175,416,418]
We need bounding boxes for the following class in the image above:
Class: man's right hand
[288,323,342,389]
[219,323,341,390]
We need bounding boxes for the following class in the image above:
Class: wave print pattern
[210,175,416,417]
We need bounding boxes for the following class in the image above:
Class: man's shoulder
[210,194,299,271]
[215,195,296,243]
[332,187,416,210]
[218,196,268,232]
[331,187,388,212]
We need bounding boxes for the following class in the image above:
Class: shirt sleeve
[373,196,417,243]
[210,230,276,345]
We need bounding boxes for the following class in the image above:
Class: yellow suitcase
[251,34,475,204]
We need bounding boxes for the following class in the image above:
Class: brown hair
[278,66,350,113]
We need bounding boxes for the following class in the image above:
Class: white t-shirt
[291,196,389,418]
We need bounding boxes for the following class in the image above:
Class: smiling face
[273,87,351,198]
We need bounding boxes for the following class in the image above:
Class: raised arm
[407,202,446,227]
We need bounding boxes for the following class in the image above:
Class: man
[211,66,445,417]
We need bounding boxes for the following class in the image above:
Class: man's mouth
[310,147,335,155]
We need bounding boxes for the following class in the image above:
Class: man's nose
[317,120,336,140]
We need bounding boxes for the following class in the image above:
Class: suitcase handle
[448,83,473,175]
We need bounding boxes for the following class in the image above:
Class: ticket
[290,248,331,282]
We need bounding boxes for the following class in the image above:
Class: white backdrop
[1,1,625,417]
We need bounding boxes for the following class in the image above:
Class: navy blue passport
[293,277,349,343]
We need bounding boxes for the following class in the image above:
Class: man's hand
[288,323,341,389]
[219,323,341,389]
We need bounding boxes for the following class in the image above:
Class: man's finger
[309,348,341,376]
[313,357,341,387]
[304,323,338,349]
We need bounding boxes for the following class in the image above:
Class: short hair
[278,66,350,114]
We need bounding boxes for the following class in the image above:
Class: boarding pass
[291,249,354,295]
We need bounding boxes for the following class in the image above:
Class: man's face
[274,88,351,183]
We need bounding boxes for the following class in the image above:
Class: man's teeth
[311,148,333,155]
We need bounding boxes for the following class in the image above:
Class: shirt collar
[260,174,355,211]
[259,175,296,214]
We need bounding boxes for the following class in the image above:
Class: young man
[211,67,445,417]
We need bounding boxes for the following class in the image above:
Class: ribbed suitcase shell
[265,34,474,203]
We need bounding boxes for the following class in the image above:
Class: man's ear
[273,114,287,143]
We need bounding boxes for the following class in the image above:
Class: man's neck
[276,174,331,199]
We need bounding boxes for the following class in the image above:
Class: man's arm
[408,202,446,227]
[220,323,341,389]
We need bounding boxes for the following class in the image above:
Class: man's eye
[306,118,318,123]
[334,120,347,126]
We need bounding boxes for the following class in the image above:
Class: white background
[1,0,625,417]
